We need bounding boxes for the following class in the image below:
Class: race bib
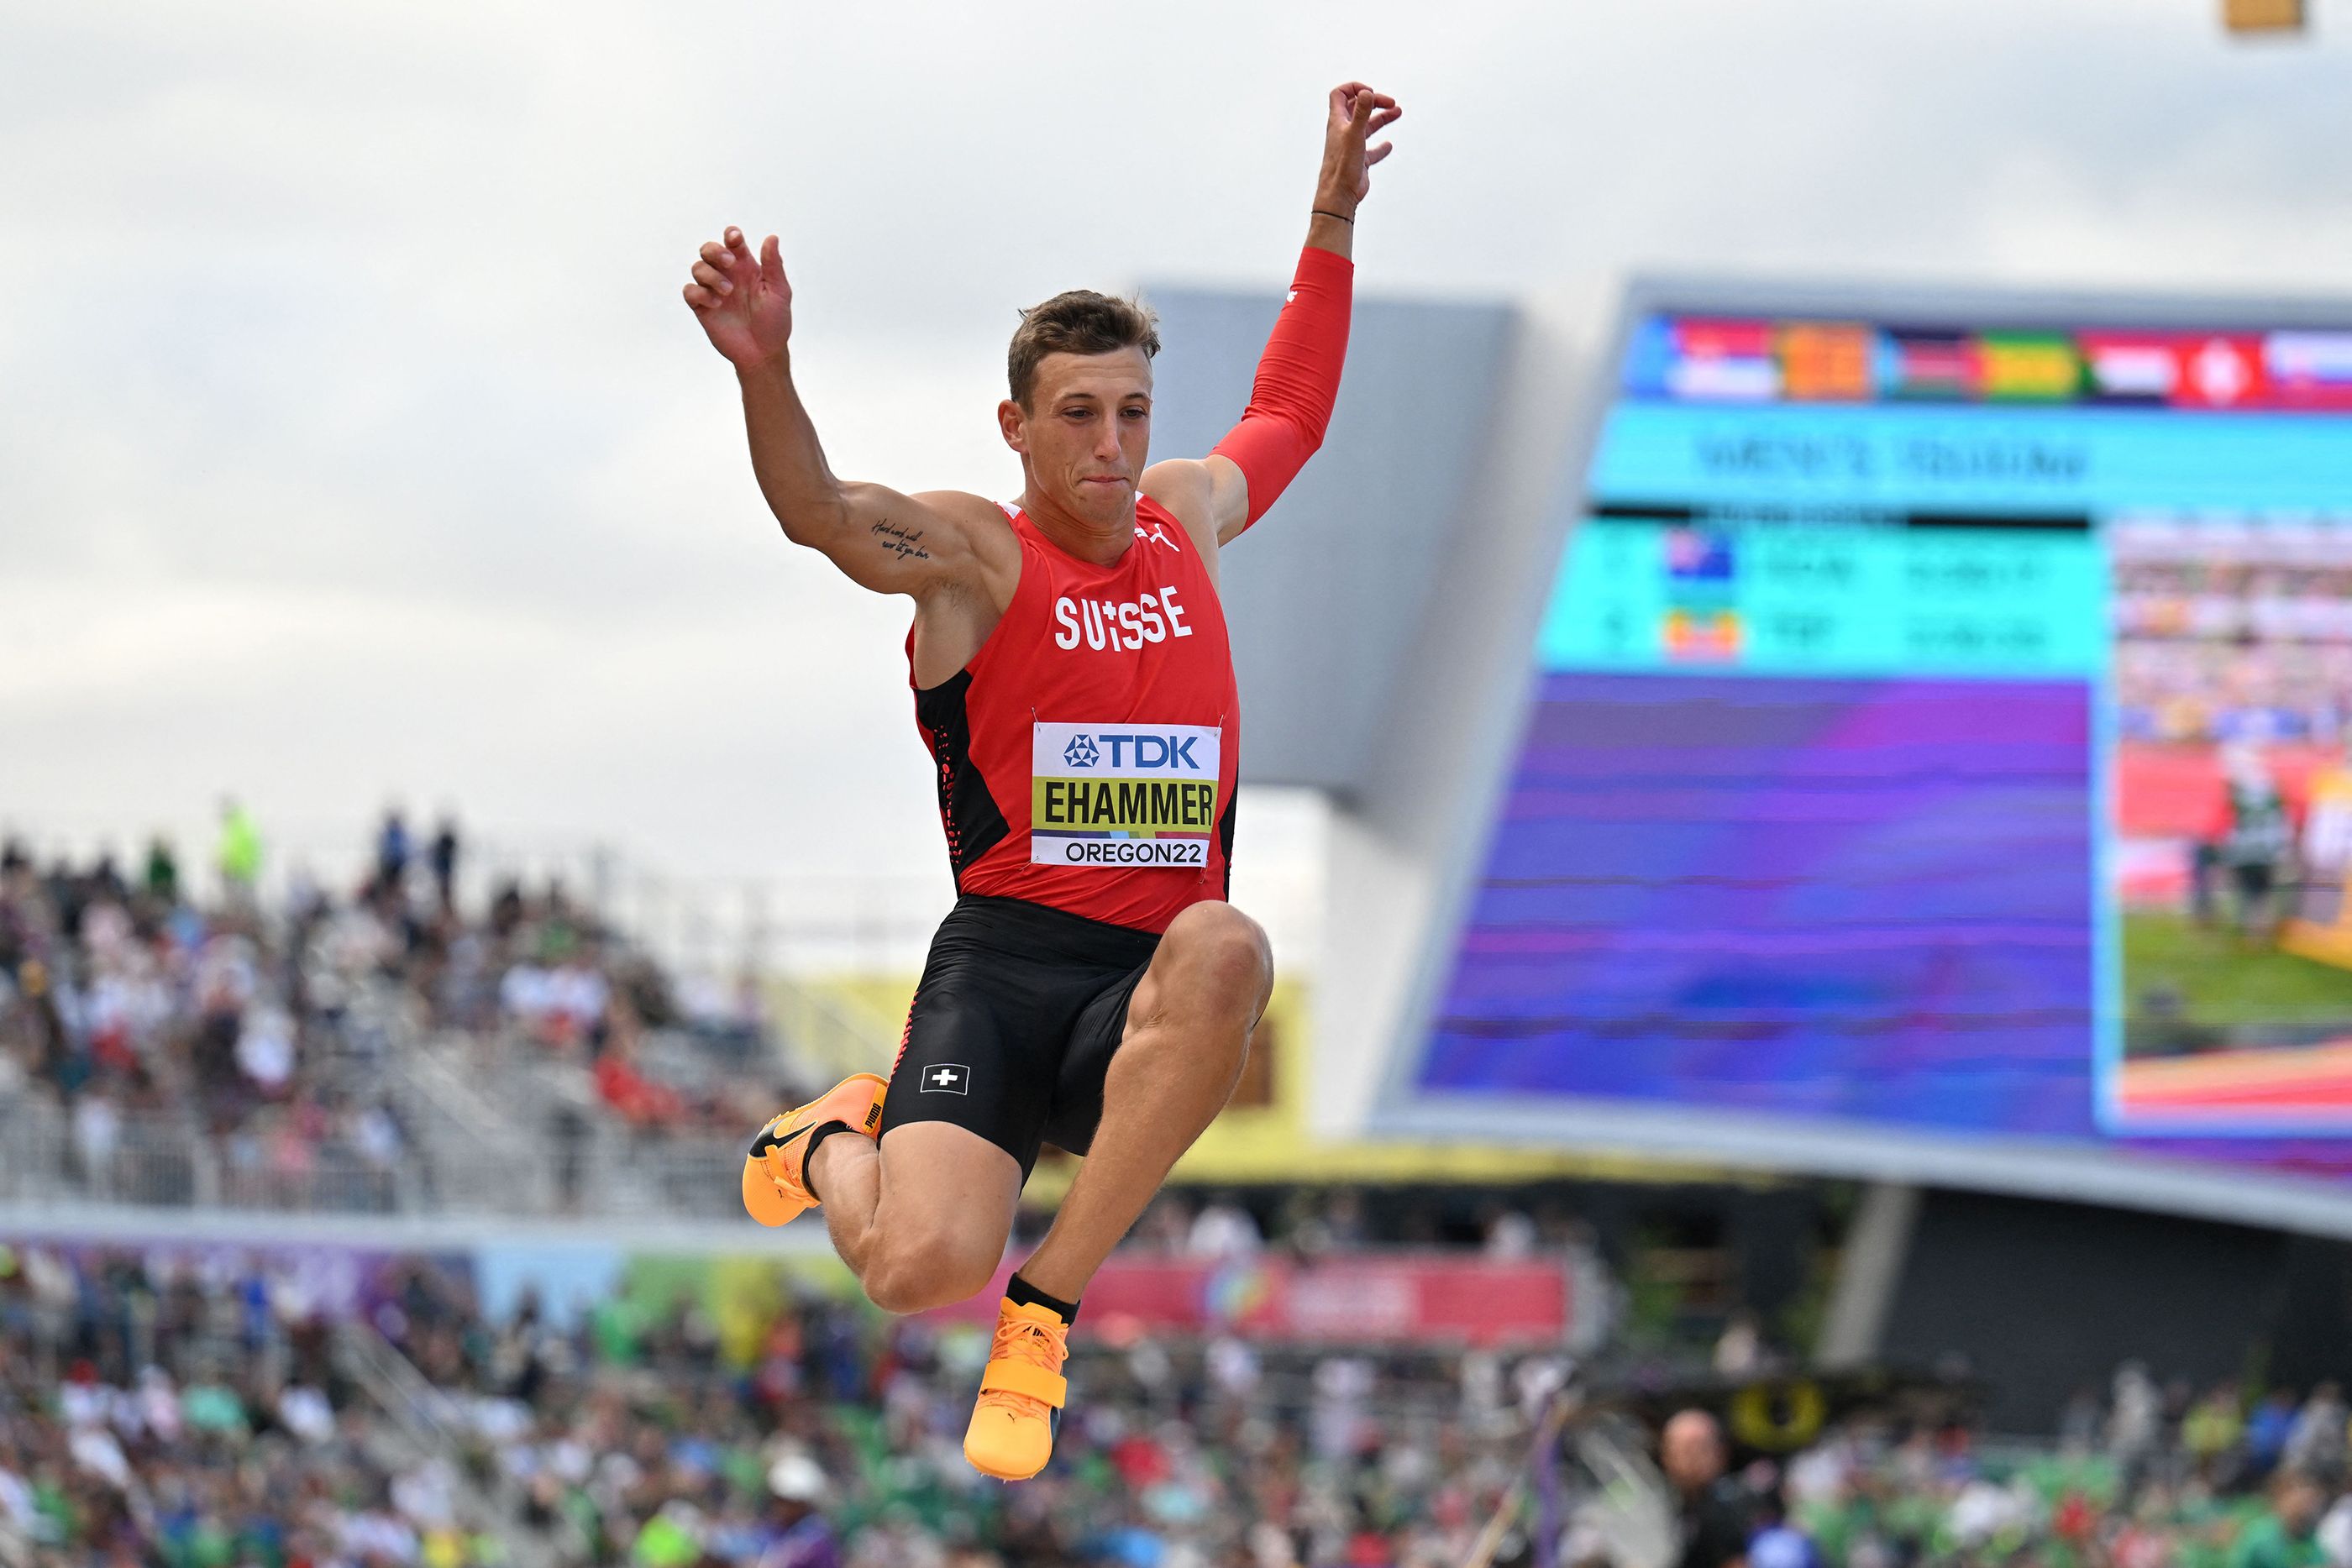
[1031,721,1221,868]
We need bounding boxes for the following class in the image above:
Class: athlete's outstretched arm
[683,227,1012,598]
[1143,82,1401,550]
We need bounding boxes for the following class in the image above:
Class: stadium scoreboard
[1406,296,2352,1218]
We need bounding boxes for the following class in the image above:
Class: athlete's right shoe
[740,1072,887,1227]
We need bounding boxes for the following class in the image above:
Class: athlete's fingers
[727,227,759,269]
[684,282,719,311]
[759,233,785,288]
[1368,105,1403,134]
[700,239,735,270]
[1367,141,1394,168]
[1349,87,1374,132]
[691,260,732,296]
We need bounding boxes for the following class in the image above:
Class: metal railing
[0,1077,752,1223]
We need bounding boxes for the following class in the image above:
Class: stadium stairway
[406,1029,745,1219]
[333,1315,574,1567]
[384,1040,555,1214]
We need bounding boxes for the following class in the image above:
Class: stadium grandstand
[10,795,2352,1566]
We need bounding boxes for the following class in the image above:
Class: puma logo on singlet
[1052,589,1195,653]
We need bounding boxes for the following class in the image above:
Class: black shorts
[880,894,1162,1179]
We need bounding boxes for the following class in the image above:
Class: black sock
[798,1120,853,1205]
[1006,1272,1080,1326]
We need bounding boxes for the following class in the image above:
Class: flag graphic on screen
[1665,528,1735,581]
[2175,336,2265,408]
[1667,318,1779,402]
[1976,332,2082,401]
[2081,333,2181,405]
[2262,333,2352,410]
[1777,323,1875,401]
[1662,607,1741,660]
[1882,331,1974,401]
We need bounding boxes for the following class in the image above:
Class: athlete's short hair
[1008,291,1160,408]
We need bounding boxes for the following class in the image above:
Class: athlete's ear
[997,397,1029,455]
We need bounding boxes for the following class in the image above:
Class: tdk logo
[1058,732,1206,772]
[1061,733,1200,770]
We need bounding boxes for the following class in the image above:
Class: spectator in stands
[1714,1310,1767,1377]
[2249,1389,2303,1481]
[2112,1361,2166,1497]
[2186,1382,2250,1484]
[375,805,412,898]
[1189,1191,1265,1259]
[594,1033,685,1129]
[757,1451,841,1568]
[2288,1383,2350,1486]
[1748,1487,1823,1568]
[1666,1408,1751,1568]
[2232,1470,2331,1568]
[430,814,462,914]
[214,796,261,906]
[1483,1205,1538,1259]
[143,834,179,905]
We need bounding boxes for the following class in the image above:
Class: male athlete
[682,82,1402,1481]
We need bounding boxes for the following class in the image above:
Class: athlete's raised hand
[1316,81,1402,216]
[684,226,792,370]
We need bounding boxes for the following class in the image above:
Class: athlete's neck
[1020,485,1136,566]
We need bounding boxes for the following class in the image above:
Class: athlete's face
[1000,349,1153,529]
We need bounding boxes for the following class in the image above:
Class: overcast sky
[5,0,2349,929]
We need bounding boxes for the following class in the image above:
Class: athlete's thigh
[881,967,1062,1179]
[871,1120,1022,1276]
[1042,901,1268,1153]
[1040,957,1153,1157]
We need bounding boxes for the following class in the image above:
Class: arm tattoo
[871,518,932,562]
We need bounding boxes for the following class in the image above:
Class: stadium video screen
[1420,306,2352,1183]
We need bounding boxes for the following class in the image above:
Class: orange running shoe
[963,1298,1071,1481]
[739,1072,887,1228]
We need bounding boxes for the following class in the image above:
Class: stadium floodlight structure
[1147,271,2352,1242]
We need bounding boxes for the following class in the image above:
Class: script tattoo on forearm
[871,518,932,562]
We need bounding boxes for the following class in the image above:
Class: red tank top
[910,495,1241,934]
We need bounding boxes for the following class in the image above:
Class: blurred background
[8,2,2352,1565]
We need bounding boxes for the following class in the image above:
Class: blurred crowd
[2113,524,2352,748]
[1676,1366,2352,1568]
[13,1238,2352,1568]
[0,806,780,1214]
[0,1238,1549,1568]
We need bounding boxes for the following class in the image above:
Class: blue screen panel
[1426,673,2093,1133]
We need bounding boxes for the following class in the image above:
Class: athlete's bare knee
[859,1228,1002,1316]
[1158,901,1273,1020]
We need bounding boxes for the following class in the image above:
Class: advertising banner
[921,1254,1572,1346]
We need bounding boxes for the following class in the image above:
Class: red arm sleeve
[1208,244,1353,530]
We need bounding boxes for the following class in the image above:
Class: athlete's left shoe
[740,1072,887,1228]
[963,1298,1071,1481]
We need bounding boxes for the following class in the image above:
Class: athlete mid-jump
[683,82,1401,1481]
